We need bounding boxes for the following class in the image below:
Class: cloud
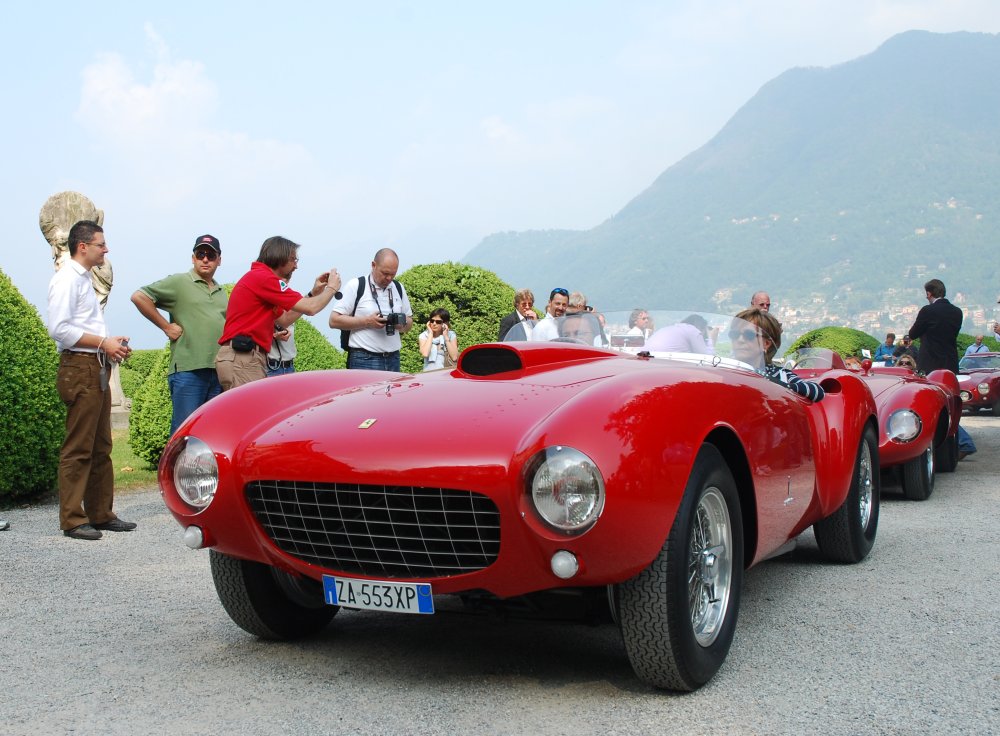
[74,24,321,209]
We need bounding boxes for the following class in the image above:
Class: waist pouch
[231,335,256,353]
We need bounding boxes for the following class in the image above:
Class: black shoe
[64,524,103,540]
[93,518,137,532]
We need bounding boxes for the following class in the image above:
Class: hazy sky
[3,1,998,347]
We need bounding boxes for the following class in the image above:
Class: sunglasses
[194,250,218,261]
[429,319,445,324]
[550,288,569,298]
[730,328,770,343]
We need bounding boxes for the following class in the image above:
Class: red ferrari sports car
[957,352,1000,414]
[791,348,961,501]
[159,312,880,692]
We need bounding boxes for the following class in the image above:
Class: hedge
[119,349,163,401]
[0,269,65,501]
[396,262,514,373]
[786,326,881,358]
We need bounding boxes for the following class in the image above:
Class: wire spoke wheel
[687,488,733,647]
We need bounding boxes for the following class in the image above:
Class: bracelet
[98,337,107,352]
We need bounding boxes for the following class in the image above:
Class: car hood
[230,348,622,484]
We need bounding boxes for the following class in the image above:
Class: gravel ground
[2,416,998,736]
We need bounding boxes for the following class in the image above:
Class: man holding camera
[330,248,413,371]
[217,236,342,390]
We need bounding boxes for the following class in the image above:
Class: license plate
[322,575,434,614]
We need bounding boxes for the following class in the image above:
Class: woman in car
[731,308,825,402]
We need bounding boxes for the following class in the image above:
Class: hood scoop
[459,342,615,377]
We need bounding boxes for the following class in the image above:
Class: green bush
[119,348,163,400]
[786,326,881,358]
[129,348,172,469]
[0,269,65,501]
[396,262,514,373]
[294,319,345,371]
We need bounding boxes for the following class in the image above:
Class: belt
[61,350,99,357]
[268,359,294,368]
[223,340,264,353]
[349,348,400,357]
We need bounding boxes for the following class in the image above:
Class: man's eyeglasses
[429,319,445,324]
[194,250,218,261]
[550,288,569,298]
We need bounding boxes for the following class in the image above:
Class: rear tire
[814,426,880,563]
[209,550,337,639]
[901,444,935,501]
[618,444,744,691]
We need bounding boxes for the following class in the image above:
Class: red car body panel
[160,343,877,599]
[957,352,1000,411]
[796,358,959,469]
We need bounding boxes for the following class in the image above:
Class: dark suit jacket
[498,311,522,341]
[908,298,963,374]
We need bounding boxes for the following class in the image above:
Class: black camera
[384,312,407,335]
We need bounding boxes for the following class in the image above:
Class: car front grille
[245,481,501,578]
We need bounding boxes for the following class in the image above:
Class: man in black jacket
[498,288,537,341]
[908,278,963,374]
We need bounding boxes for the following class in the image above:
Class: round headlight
[887,409,922,443]
[173,437,219,509]
[978,382,990,396]
[959,390,972,402]
[527,446,605,534]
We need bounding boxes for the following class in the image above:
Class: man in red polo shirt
[217,236,342,390]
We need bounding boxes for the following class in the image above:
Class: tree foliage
[396,262,514,373]
[0,270,65,500]
[129,348,172,469]
[119,348,164,400]
[294,319,345,371]
[786,326,881,358]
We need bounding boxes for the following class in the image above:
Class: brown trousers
[57,352,116,530]
[215,344,267,391]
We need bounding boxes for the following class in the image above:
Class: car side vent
[460,347,523,376]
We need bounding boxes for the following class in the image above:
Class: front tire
[618,444,744,691]
[935,432,958,474]
[209,550,337,639]
[901,444,934,501]
[814,426,879,563]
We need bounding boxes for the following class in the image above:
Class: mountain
[464,31,1000,328]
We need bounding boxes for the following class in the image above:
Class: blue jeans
[167,368,223,436]
[347,349,400,372]
[957,425,976,455]
[266,361,295,378]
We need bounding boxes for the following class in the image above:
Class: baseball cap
[193,234,221,253]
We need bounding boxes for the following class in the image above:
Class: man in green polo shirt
[131,234,228,435]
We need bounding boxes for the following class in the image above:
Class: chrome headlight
[978,382,990,396]
[173,437,219,509]
[887,410,922,443]
[959,390,972,402]
[527,446,605,534]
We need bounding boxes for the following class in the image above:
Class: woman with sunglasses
[419,308,459,371]
[731,308,824,402]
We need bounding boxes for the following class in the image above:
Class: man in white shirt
[47,220,134,540]
[530,287,570,342]
[330,248,413,371]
